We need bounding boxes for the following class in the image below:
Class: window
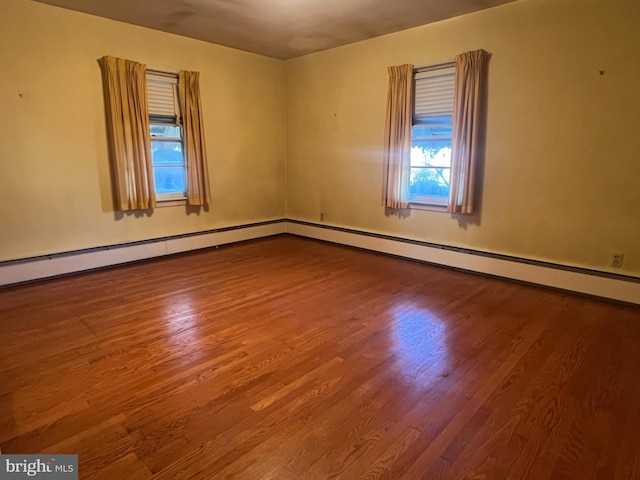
[410,64,455,206]
[382,51,488,213]
[99,56,210,210]
[147,71,186,202]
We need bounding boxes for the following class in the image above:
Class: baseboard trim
[2,218,638,305]
[286,220,640,306]
[0,220,286,287]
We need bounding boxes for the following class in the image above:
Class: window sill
[409,202,448,212]
[157,198,187,208]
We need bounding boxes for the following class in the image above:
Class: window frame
[147,70,187,204]
[409,62,455,209]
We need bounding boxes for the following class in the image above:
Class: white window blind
[413,65,455,124]
[147,72,179,122]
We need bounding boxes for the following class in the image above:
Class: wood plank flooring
[1,235,639,479]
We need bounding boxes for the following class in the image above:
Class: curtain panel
[98,56,155,211]
[179,71,211,207]
[381,64,414,210]
[449,49,490,214]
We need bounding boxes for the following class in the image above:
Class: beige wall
[2,0,638,278]
[0,0,286,261]
[286,0,640,277]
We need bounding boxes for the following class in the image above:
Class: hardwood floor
[1,235,639,479]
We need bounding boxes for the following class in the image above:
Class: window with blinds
[146,71,186,201]
[410,63,455,206]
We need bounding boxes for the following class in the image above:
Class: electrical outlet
[612,253,624,268]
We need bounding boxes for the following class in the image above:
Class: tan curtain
[179,71,211,207]
[449,49,490,214]
[382,64,414,210]
[98,56,155,210]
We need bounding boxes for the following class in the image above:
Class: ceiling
[34,0,518,60]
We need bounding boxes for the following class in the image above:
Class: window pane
[411,139,452,167]
[154,167,186,194]
[151,140,184,166]
[150,125,181,138]
[410,132,452,168]
[410,167,450,197]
